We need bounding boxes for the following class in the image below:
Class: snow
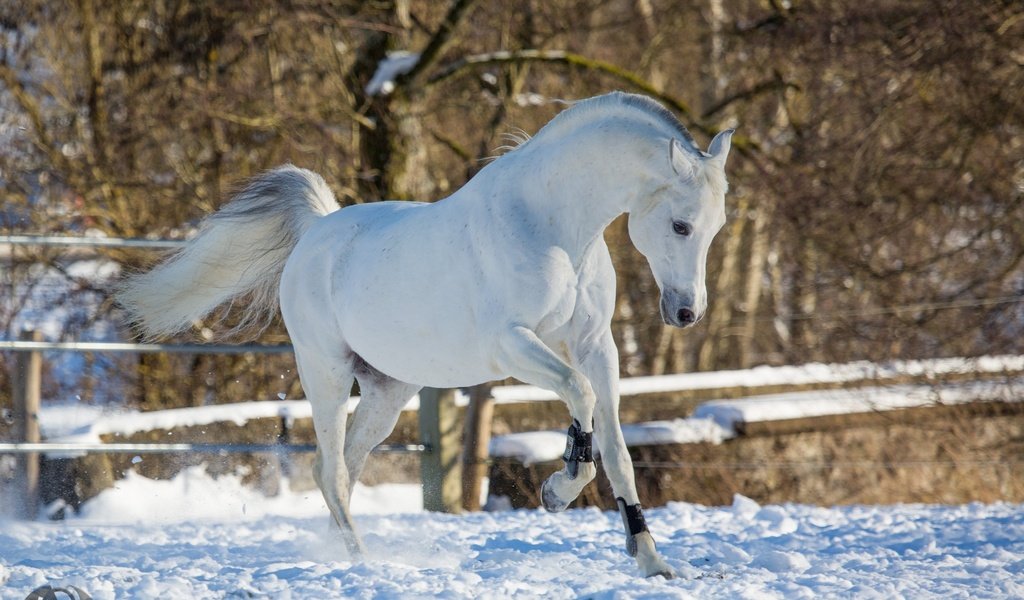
[488,431,567,466]
[38,400,316,445]
[2,258,120,342]
[15,354,1023,597]
[490,417,733,465]
[490,354,1024,403]
[621,417,734,446]
[364,52,420,96]
[694,377,1022,430]
[62,465,419,523]
[36,391,486,447]
[2,257,126,404]
[488,376,1021,464]
[1,467,1022,599]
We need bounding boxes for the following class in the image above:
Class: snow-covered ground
[1,467,1022,599]
[10,348,1024,597]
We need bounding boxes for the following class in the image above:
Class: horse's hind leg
[294,343,364,557]
[345,360,421,488]
[496,326,598,511]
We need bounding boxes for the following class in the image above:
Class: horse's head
[628,129,734,328]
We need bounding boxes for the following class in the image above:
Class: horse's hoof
[634,531,674,579]
[639,558,676,579]
[541,477,569,512]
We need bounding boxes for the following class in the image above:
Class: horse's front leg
[495,326,598,510]
[582,333,675,579]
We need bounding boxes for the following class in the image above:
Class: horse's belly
[346,318,498,388]
[337,265,500,387]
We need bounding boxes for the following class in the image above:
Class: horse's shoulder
[571,240,616,319]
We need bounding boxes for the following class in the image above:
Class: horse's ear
[706,129,735,167]
[669,138,698,180]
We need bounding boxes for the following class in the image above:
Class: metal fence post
[12,328,42,519]
[418,388,462,513]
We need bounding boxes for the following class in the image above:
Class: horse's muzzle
[660,292,701,328]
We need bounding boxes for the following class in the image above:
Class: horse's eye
[672,220,692,236]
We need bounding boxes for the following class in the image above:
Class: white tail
[117,165,340,340]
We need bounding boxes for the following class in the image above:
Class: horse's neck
[496,127,655,264]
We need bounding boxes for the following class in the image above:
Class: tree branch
[77,0,109,166]
[0,62,67,173]
[426,49,713,137]
[701,72,799,120]
[399,0,479,89]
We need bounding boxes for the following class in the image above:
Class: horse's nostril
[677,308,696,324]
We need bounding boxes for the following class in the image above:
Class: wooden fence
[0,332,461,518]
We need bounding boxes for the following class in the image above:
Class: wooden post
[461,384,494,511]
[12,329,42,519]
[418,387,462,513]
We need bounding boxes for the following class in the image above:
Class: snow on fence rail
[491,354,1024,403]
[488,376,1024,465]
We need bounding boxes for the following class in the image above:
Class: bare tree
[1,0,1022,411]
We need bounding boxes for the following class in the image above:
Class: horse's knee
[314,447,354,500]
[564,371,596,408]
[344,453,369,489]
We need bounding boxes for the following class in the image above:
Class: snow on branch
[365,52,421,96]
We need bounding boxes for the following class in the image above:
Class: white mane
[504,92,701,157]
[498,92,724,193]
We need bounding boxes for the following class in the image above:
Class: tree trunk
[699,0,725,115]
[738,203,771,367]
[698,195,748,370]
[793,238,819,362]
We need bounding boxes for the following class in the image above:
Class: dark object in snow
[24,585,92,600]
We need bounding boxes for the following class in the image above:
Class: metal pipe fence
[0,442,427,455]
[0,340,292,354]
[1,234,186,250]
[2,323,457,516]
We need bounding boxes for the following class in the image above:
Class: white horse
[118,91,733,578]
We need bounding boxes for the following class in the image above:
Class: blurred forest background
[1,0,1022,410]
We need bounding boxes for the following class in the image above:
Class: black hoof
[541,477,569,513]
